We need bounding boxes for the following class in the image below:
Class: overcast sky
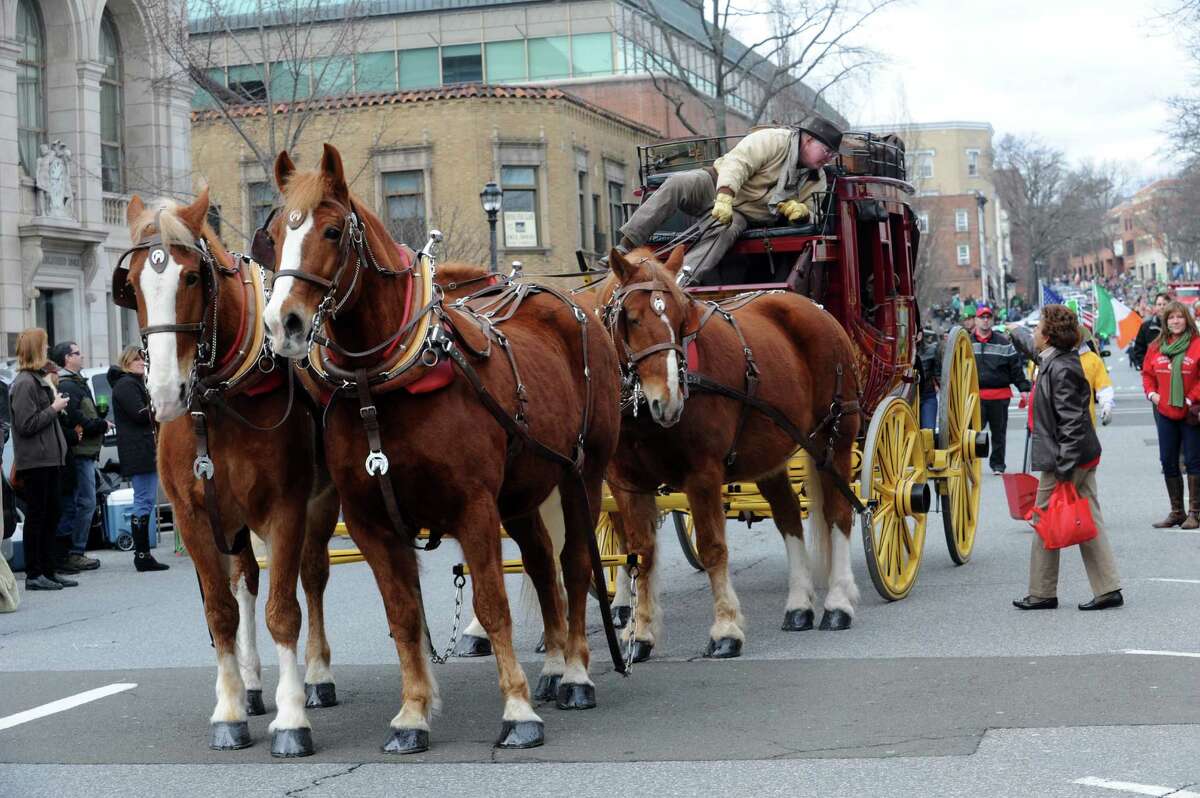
[751,0,1195,183]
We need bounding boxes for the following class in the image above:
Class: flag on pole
[1094,284,1141,348]
[1041,282,1064,307]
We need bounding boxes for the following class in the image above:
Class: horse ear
[321,143,350,201]
[608,248,634,284]
[274,150,296,192]
[126,195,144,227]
[178,186,210,233]
[662,245,687,275]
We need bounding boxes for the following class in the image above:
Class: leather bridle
[602,276,695,414]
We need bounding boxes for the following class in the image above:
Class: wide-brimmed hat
[800,115,844,152]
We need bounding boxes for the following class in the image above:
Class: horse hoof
[533,673,561,702]
[495,720,545,749]
[703,637,743,658]
[613,606,632,629]
[271,727,315,758]
[209,721,252,751]
[245,689,266,716]
[382,728,429,755]
[305,682,338,708]
[819,609,852,631]
[627,640,653,663]
[556,682,597,710]
[534,635,546,654]
[782,608,814,631]
[455,634,492,658]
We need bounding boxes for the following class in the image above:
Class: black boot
[1183,476,1200,530]
[132,515,169,572]
[1153,476,1186,528]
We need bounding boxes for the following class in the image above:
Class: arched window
[99,11,124,193]
[16,0,45,177]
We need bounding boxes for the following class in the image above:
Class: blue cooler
[105,488,157,551]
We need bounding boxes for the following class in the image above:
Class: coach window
[501,166,539,248]
[16,0,45,177]
[99,11,124,193]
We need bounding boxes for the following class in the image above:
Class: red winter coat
[1141,335,1200,421]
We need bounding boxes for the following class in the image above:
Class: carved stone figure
[34,140,74,218]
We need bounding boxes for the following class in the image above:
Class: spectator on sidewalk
[1132,292,1171,370]
[1014,304,1122,612]
[49,341,109,574]
[108,347,167,572]
[972,306,1032,474]
[1142,301,1200,529]
[10,328,74,591]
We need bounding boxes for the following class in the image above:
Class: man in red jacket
[972,306,1032,474]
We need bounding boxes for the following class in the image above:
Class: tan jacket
[713,127,827,223]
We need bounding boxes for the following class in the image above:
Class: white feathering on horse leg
[539,650,566,679]
[210,652,246,724]
[304,654,334,687]
[233,576,262,691]
[462,616,488,639]
[806,475,832,591]
[502,696,543,723]
[824,524,860,615]
[562,658,594,688]
[783,534,816,612]
[269,644,311,731]
[707,574,746,642]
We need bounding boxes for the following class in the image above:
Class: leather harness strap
[190,409,251,556]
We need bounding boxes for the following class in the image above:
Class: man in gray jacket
[615,115,842,285]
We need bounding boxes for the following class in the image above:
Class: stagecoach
[588,131,986,601]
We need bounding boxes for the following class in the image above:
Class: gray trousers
[1028,468,1120,599]
[619,169,748,282]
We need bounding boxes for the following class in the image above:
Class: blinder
[249,206,280,268]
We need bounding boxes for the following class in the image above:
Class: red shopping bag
[1028,481,1098,549]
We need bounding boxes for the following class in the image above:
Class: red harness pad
[687,340,700,371]
[404,359,455,395]
[243,367,286,397]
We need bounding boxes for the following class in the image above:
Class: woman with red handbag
[1014,304,1123,612]
[1141,301,1200,528]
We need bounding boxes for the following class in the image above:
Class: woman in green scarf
[1143,301,1200,528]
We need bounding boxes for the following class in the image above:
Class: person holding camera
[10,328,72,591]
[1142,300,1200,529]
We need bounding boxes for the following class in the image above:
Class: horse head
[263,144,369,359]
[116,188,220,422]
[604,245,695,427]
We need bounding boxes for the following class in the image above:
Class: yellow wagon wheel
[670,511,706,571]
[938,326,982,565]
[860,395,930,601]
[590,511,623,601]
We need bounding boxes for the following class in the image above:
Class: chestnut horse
[260,144,622,753]
[114,192,340,757]
[599,246,863,660]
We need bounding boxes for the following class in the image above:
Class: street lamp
[480,181,503,274]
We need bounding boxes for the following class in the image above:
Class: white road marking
[1073,776,1200,797]
[1122,649,1200,658]
[0,683,137,732]
[1147,577,1200,585]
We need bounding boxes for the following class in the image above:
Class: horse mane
[599,246,691,309]
[131,198,198,249]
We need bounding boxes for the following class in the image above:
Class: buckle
[360,405,377,420]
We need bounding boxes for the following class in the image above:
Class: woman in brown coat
[10,328,72,591]
[1013,304,1123,611]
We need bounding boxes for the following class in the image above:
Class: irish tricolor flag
[1094,284,1142,348]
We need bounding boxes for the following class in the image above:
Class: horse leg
[817,467,860,631]
[230,546,265,716]
[458,498,545,748]
[554,473,608,710]
[179,506,252,751]
[301,479,340,708]
[609,513,632,629]
[259,502,316,758]
[608,487,661,663]
[505,494,568,703]
[687,478,745,658]
[350,521,440,754]
[756,469,816,631]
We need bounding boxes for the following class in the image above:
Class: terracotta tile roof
[191,83,660,136]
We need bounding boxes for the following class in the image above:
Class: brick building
[191,85,657,276]
[1069,179,1180,284]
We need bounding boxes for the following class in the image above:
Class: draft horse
[114,191,340,757]
[260,144,623,752]
[599,246,863,660]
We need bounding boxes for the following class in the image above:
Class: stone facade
[0,0,191,363]
[191,85,657,277]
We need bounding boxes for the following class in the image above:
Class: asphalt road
[1,359,1197,797]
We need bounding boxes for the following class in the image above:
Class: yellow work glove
[777,199,811,223]
[711,193,734,225]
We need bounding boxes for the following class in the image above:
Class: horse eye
[184,272,200,287]
[628,316,640,327]
[323,226,341,240]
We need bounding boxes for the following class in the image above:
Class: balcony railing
[103,193,129,227]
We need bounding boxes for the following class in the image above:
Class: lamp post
[480,181,503,274]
